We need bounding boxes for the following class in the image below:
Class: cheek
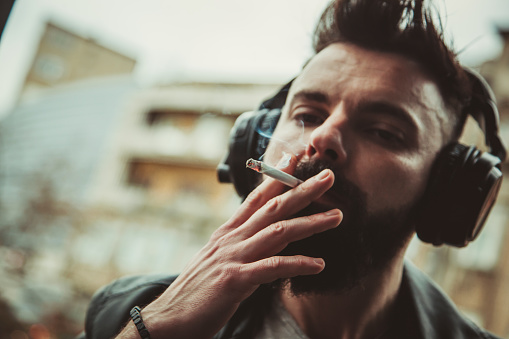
[355,155,432,213]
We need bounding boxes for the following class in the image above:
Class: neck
[279,253,406,339]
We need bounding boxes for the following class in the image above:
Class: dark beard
[269,160,416,296]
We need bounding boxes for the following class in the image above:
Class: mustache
[293,159,364,203]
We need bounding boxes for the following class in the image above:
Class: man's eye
[295,113,324,126]
[369,129,404,145]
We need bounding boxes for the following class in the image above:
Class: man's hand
[117,157,342,339]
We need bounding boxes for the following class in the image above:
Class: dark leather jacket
[78,262,500,339]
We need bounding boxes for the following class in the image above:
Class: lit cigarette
[246,158,303,188]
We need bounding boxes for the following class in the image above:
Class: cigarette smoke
[256,118,307,163]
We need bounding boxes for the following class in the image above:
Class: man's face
[263,42,453,294]
[265,42,451,219]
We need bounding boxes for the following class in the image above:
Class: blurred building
[407,27,509,338]
[0,18,281,338]
[20,21,136,99]
[0,21,139,337]
[481,27,509,126]
[0,77,280,337]
[69,81,280,291]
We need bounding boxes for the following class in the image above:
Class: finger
[219,154,298,234]
[242,209,342,260]
[237,169,335,238]
[240,255,325,286]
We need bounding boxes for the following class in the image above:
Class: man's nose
[305,118,347,162]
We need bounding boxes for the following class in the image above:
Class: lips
[281,176,347,212]
[292,158,362,217]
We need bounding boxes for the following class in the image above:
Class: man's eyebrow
[290,90,330,106]
[357,101,419,130]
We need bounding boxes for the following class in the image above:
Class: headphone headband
[464,68,507,161]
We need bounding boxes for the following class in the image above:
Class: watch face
[470,169,503,241]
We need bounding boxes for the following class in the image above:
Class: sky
[1,0,509,119]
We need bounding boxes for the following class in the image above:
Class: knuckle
[267,256,282,270]
[269,220,288,237]
[244,189,263,209]
[303,214,317,224]
[265,196,282,213]
[215,232,235,248]
[210,228,225,242]
[297,181,312,194]
[294,256,306,266]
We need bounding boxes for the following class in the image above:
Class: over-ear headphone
[216,81,291,199]
[415,69,506,247]
[216,69,506,247]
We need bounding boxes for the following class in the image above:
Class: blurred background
[0,0,508,338]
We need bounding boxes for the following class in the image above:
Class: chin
[266,159,416,295]
[269,203,416,296]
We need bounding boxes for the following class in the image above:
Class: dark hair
[313,0,470,139]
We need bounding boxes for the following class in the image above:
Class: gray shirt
[255,296,310,339]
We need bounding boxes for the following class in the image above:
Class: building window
[146,110,199,130]
[125,160,216,198]
[126,161,151,189]
[145,110,236,159]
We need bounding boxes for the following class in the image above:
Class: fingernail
[315,169,329,181]
[314,258,324,266]
[325,209,339,216]
[276,152,292,169]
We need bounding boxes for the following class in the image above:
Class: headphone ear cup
[217,108,281,199]
[416,143,503,247]
[217,80,291,199]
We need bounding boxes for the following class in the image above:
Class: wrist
[130,306,151,339]
[139,302,184,339]
[116,321,141,339]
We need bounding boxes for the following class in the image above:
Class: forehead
[288,43,452,140]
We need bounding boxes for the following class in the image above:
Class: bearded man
[79,0,505,338]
